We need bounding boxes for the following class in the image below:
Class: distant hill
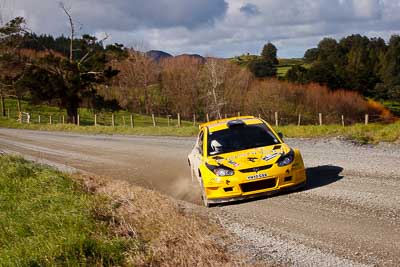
[175,53,206,63]
[145,50,207,63]
[145,50,173,62]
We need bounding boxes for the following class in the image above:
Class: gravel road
[0,128,399,266]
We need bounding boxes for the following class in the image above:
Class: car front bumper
[207,180,306,204]
[204,165,307,204]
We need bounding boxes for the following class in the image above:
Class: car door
[192,130,205,182]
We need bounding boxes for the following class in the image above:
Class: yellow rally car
[188,116,306,207]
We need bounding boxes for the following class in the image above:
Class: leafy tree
[303,48,319,63]
[285,65,309,84]
[21,37,121,123]
[249,42,278,78]
[249,59,276,78]
[307,62,345,90]
[261,43,279,65]
[378,35,400,101]
[380,35,400,86]
[10,4,126,123]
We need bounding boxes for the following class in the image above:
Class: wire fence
[2,105,392,128]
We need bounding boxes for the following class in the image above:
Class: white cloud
[8,0,400,57]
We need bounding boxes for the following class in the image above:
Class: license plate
[247,173,267,180]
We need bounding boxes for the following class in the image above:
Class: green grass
[276,122,400,144]
[1,98,195,127]
[277,65,292,77]
[230,56,309,77]
[0,116,199,137]
[0,155,136,266]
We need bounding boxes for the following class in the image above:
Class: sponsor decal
[228,160,240,167]
[248,173,267,180]
[262,152,281,161]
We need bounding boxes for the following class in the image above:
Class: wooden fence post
[177,113,181,127]
[237,112,241,117]
[130,114,134,128]
[206,113,210,122]
[38,115,41,124]
[258,114,261,119]
[152,114,156,127]
[365,114,369,125]
[298,114,301,126]
[49,115,52,125]
[7,108,9,119]
[77,114,80,126]
[167,115,171,127]
[319,113,322,126]
[62,115,65,124]
[193,114,196,126]
[112,114,115,127]
[274,112,279,127]
[341,115,345,127]
[94,114,97,126]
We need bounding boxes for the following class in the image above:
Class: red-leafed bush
[243,79,394,125]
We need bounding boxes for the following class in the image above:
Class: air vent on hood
[239,165,273,173]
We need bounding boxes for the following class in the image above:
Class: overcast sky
[4,0,400,58]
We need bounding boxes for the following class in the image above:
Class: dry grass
[76,173,250,266]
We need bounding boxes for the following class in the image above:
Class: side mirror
[278,132,284,139]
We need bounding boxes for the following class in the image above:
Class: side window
[197,131,204,155]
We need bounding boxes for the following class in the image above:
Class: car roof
[199,116,265,133]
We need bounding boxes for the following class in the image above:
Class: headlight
[277,149,295,167]
[206,163,234,177]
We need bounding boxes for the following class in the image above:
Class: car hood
[206,143,290,170]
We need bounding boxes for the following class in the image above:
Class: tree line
[285,34,400,103]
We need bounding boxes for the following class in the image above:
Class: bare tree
[110,49,159,114]
[161,55,203,117]
[59,2,75,62]
[204,58,227,119]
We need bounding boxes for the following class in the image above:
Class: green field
[0,155,136,266]
[231,56,309,77]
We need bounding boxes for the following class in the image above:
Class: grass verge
[0,116,199,137]
[0,155,135,266]
[0,155,245,266]
[1,115,400,144]
[276,122,400,144]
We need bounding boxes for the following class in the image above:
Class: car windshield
[207,123,280,156]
